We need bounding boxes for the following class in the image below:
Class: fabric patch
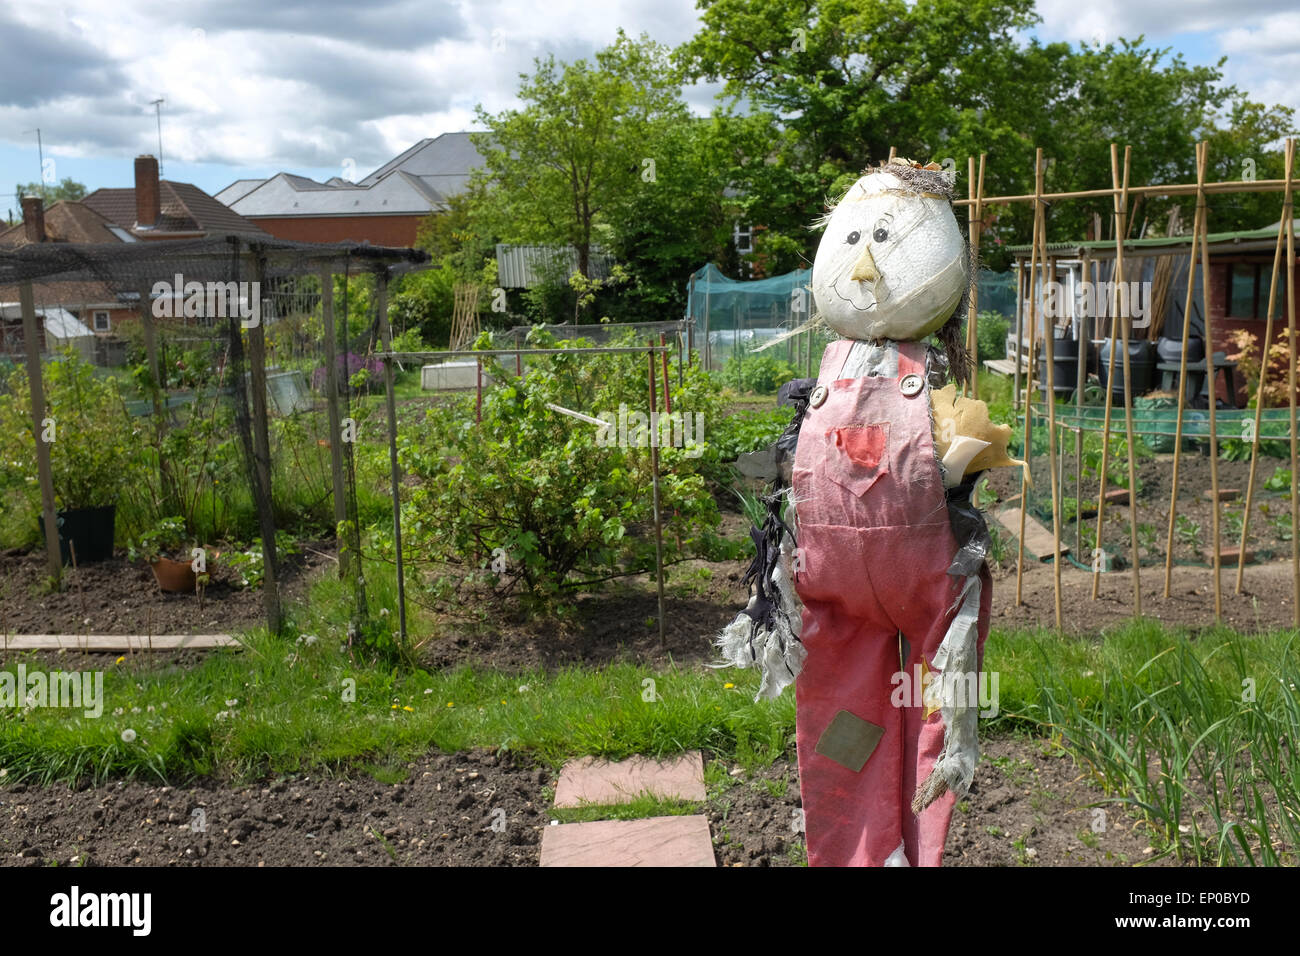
[815,709,885,772]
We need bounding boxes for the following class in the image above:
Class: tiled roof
[0,200,124,248]
[0,279,124,308]
[82,181,267,237]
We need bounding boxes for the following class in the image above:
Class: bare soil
[0,737,1171,868]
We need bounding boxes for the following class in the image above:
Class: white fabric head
[812,169,969,341]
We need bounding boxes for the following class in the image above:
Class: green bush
[966,310,1010,363]
[396,330,733,601]
[714,352,799,395]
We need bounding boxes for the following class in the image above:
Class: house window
[93,311,110,332]
[1226,263,1282,319]
[733,222,753,255]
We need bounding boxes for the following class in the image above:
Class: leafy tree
[14,177,88,203]
[471,31,690,307]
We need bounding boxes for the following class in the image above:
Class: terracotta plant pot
[149,555,197,593]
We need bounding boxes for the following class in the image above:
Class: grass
[2,584,1297,865]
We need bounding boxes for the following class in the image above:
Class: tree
[471,31,690,313]
[14,177,88,202]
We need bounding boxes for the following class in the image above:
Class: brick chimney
[20,195,45,243]
[134,154,160,228]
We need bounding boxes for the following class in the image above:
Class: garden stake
[1040,221,1064,629]
[1196,143,1224,620]
[1012,255,1023,413]
[378,271,408,643]
[1164,143,1207,597]
[321,263,350,577]
[965,153,985,401]
[660,333,672,413]
[1016,151,1043,607]
[647,341,666,648]
[1112,146,1144,615]
[19,279,61,582]
[1236,142,1293,592]
[476,358,482,424]
[1076,248,1090,558]
[1286,141,1300,626]
[1091,144,1127,602]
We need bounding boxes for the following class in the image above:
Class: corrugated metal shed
[495,243,613,288]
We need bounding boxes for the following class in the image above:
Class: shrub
[714,353,799,395]
[312,352,384,394]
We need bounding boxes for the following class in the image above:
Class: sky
[1,0,1298,218]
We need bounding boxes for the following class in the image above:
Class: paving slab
[554,751,705,807]
[540,815,715,867]
[994,506,1070,561]
[0,634,239,652]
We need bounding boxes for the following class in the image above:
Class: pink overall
[791,339,992,867]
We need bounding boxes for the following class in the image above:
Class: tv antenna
[21,128,44,199]
[150,98,165,176]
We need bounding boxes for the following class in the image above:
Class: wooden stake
[247,251,281,634]
[1075,248,1090,558]
[1236,141,1293,592]
[1013,258,1023,412]
[1286,141,1300,627]
[1198,142,1223,621]
[20,281,61,582]
[1112,146,1144,615]
[1164,144,1207,597]
[966,154,986,399]
[660,333,672,414]
[1091,145,1128,602]
[377,270,407,643]
[647,341,667,647]
[1040,195,1064,630]
[1016,149,1044,608]
[320,265,350,577]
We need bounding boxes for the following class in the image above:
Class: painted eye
[873,227,889,243]
[846,231,860,244]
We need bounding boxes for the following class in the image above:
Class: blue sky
[1,0,1297,219]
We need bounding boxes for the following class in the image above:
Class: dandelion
[500,699,507,705]
[724,683,735,689]
[391,704,398,710]
[423,689,433,695]
[121,729,137,743]
[225,699,238,707]
[446,702,454,708]
[403,706,414,712]
[517,684,530,694]
[115,656,125,665]
[113,707,124,717]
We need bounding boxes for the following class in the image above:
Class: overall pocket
[823,421,891,497]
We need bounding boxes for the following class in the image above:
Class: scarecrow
[716,159,1026,867]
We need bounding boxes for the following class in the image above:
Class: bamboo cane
[1198,142,1224,621]
[1013,257,1024,413]
[1041,221,1064,629]
[1286,141,1300,627]
[1236,140,1294,592]
[647,341,667,647]
[1016,149,1044,607]
[1076,248,1090,559]
[1164,144,1207,597]
[1091,144,1127,600]
[1113,146,1144,615]
[966,154,986,400]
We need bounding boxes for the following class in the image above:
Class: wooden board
[0,634,240,652]
[994,506,1069,561]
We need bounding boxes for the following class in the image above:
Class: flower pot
[41,505,116,565]
[149,555,197,593]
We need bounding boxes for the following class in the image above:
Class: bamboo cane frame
[1114,146,1145,613]
[1195,140,1226,621]
[1015,150,1045,606]
[1075,248,1090,559]
[1012,259,1024,413]
[1163,144,1208,597]
[1235,139,1295,593]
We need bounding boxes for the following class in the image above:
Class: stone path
[539,751,715,867]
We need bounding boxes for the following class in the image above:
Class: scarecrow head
[812,159,970,348]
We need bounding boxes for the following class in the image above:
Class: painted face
[811,169,969,341]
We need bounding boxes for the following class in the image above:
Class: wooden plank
[996,506,1070,561]
[0,634,240,651]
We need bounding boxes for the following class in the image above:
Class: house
[0,156,266,355]
[215,132,486,246]
[0,303,96,361]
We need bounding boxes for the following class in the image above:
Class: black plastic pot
[1098,340,1156,404]
[1037,337,1084,396]
[1156,335,1205,364]
[41,505,117,565]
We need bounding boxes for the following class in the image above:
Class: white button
[899,374,923,397]
[809,385,828,408]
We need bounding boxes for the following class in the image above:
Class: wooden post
[20,281,61,582]
[1112,146,1144,615]
[378,270,407,643]
[475,358,482,423]
[1236,141,1292,592]
[647,341,667,647]
[1015,150,1044,607]
[1013,259,1024,412]
[320,265,350,577]
[247,251,281,633]
[660,333,672,414]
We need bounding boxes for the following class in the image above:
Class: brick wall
[1206,254,1299,406]
[247,215,426,247]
